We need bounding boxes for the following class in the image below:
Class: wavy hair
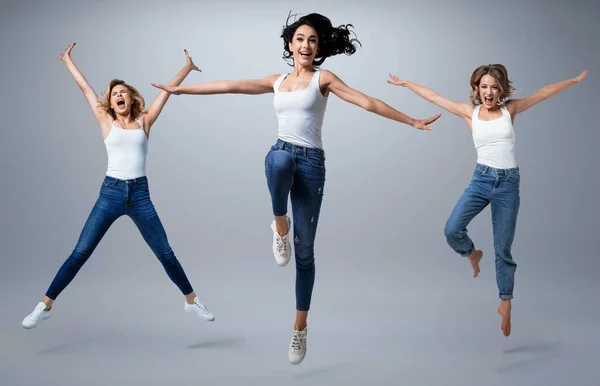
[281,12,361,67]
[101,79,146,119]
[469,64,516,106]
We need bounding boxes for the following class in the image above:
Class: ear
[288,40,293,52]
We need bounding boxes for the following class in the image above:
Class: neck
[291,64,315,77]
[114,113,134,125]
[481,104,500,113]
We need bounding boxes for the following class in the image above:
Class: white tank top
[273,70,328,149]
[104,119,148,179]
[471,105,517,169]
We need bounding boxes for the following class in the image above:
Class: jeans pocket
[305,153,325,168]
[507,171,520,183]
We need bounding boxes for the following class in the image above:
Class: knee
[295,243,315,271]
[70,243,94,264]
[267,150,294,173]
[444,221,461,240]
[155,244,177,265]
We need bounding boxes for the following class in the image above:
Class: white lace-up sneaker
[288,326,308,365]
[271,216,292,266]
[184,297,215,321]
[22,302,52,329]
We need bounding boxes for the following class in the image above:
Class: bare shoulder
[263,73,281,84]
[504,99,518,115]
[319,69,336,82]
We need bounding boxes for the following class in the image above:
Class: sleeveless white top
[471,105,517,169]
[104,119,148,179]
[273,70,328,149]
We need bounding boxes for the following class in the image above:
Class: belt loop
[278,140,284,150]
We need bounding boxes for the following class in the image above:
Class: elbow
[363,97,378,113]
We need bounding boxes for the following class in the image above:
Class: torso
[470,105,518,169]
[273,70,329,150]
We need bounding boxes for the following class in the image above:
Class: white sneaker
[288,326,308,365]
[184,297,215,321]
[22,302,51,329]
[271,216,292,266]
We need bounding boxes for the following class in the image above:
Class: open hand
[574,69,588,84]
[151,83,180,95]
[413,113,442,131]
[58,42,76,61]
[184,49,201,72]
[387,73,408,87]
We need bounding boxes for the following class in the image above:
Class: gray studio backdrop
[1,0,598,385]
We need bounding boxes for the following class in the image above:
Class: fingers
[425,113,442,124]
[151,83,166,90]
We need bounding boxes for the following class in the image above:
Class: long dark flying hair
[281,11,361,67]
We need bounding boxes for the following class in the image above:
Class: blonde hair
[469,64,516,106]
[101,79,146,119]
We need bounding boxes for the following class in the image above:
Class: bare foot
[497,300,512,337]
[468,249,483,277]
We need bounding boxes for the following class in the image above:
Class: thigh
[491,173,521,244]
[75,183,125,251]
[127,183,171,253]
[290,153,326,244]
[446,173,492,230]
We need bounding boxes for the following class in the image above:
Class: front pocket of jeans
[306,154,325,168]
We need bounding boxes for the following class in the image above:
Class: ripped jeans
[265,139,326,311]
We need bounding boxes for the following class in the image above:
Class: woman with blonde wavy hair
[388,64,587,337]
[21,42,215,330]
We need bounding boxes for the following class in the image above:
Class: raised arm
[320,70,440,131]
[58,43,109,128]
[388,74,473,122]
[507,70,588,118]
[144,49,201,130]
[151,74,280,96]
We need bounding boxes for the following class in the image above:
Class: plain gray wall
[1,0,598,385]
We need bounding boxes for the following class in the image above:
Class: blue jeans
[444,164,520,300]
[265,139,326,312]
[45,176,194,300]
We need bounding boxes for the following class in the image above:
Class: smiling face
[478,74,502,108]
[109,84,134,116]
[288,24,319,68]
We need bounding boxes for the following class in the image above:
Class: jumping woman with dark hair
[153,12,440,364]
[21,43,215,331]
[388,65,587,337]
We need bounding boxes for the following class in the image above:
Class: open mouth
[299,51,311,59]
[484,96,493,104]
[116,98,125,108]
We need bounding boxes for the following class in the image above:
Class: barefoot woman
[153,12,440,364]
[22,43,215,330]
[388,64,587,336]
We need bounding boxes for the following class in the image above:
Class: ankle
[294,323,307,331]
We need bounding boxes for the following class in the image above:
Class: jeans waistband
[275,138,325,156]
[103,175,148,185]
[476,163,519,175]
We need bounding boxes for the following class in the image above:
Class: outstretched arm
[59,42,109,127]
[321,70,440,130]
[144,49,201,130]
[388,74,473,121]
[151,74,280,96]
[507,70,588,117]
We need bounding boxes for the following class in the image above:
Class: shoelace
[195,301,209,314]
[29,307,44,319]
[276,235,288,254]
[290,331,305,351]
